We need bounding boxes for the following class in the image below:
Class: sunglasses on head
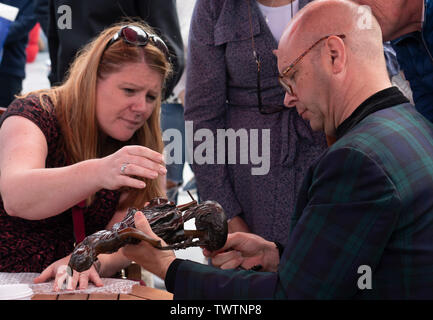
[103,25,171,62]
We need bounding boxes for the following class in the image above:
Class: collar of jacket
[213,0,261,45]
[335,87,409,140]
[213,0,312,46]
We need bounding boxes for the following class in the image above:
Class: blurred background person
[0,0,36,108]
[353,0,432,122]
[47,0,184,104]
[161,0,197,204]
[25,22,40,63]
[0,3,19,64]
[34,0,48,36]
[383,41,414,104]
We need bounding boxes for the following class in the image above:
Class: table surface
[31,284,173,300]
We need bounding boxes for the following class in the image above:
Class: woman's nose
[131,94,149,113]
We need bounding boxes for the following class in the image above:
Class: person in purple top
[183,0,327,244]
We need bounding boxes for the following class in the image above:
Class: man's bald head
[275,0,393,136]
[278,0,384,68]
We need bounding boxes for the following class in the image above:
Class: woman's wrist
[82,158,105,190]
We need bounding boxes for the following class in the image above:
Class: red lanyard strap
[72,200,86,244]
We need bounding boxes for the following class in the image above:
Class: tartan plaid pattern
[172,103,433,299]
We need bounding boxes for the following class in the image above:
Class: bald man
[353,0,433,122]
[121,0,433,299]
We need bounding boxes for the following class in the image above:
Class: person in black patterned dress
[0,22,171,290]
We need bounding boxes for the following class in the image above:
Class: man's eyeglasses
[278,34,346,96]
[103,25,171,62]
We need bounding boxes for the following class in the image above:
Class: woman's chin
[108,131,135,142]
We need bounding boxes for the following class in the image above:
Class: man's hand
[228,216,250,233]
[203,232,280,272]
[122,211,176,280]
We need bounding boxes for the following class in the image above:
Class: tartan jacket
[168,100,433,299]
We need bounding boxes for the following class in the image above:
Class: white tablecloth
[0,272,138,295]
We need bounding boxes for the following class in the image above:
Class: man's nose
[283,92,298,108]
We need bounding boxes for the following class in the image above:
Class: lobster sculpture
[68,193,228,273]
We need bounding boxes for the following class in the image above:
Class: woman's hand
[203,232,280,272]
[98,145,167,190]
[33,255,103,291]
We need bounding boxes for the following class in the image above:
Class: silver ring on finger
[120,162,129,175]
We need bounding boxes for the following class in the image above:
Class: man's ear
[325,36,346,74]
